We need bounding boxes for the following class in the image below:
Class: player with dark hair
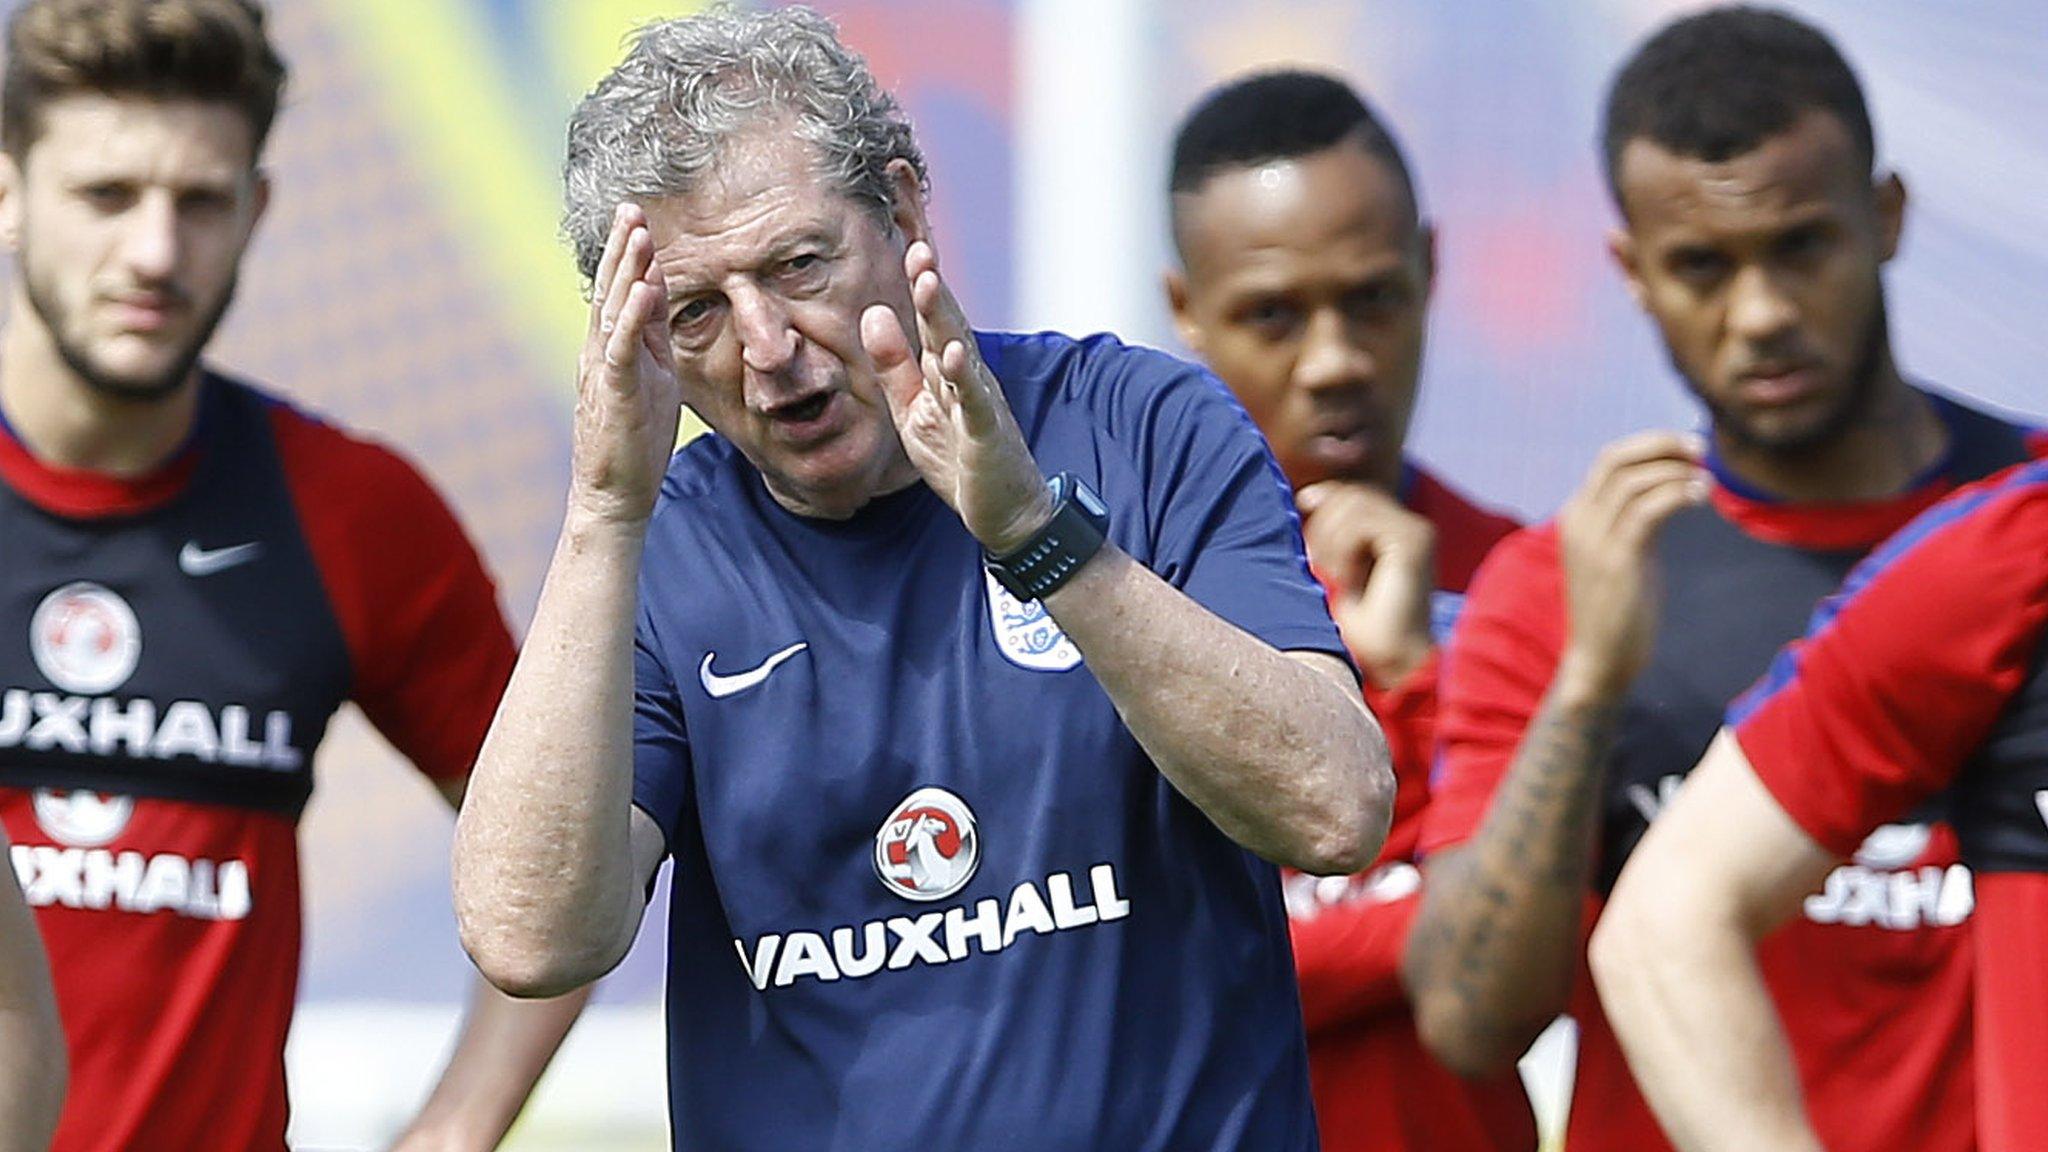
[0,1,585,1148]
[1597,4,1876,211]
[1166,70,1531,1152]
[452,8,1394,1150]
[1170,70,1419,213]
[1595,458,2048,1151]
[1403,7,2044,1151]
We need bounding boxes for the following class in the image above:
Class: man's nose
[731,285,797,375]
[1725,264,1801,346]
[119,191,181,282]
[1293,307,1374,394]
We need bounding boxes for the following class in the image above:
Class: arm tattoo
[1408,689,1622,1058]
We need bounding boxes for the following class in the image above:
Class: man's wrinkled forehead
[652,120,879,226]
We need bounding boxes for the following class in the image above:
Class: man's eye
[180,191,233,215]
[1671,249,1730,281]
[1345,283,1407,319]
[1775,227,1827,262]
[1243,301,1300,334]
[80,183,134,209]
[673,298,714,326]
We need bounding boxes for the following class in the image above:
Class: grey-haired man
[452,6,1393,1148]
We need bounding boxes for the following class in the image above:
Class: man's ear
[251,168,273,227]
[1165,268,1204,354]
[239,167,273,245]
[1417,221,1438,302]
[884,158,930,248]
[0,152,26,253]
[1607,226,1649,311]
[1874,171,1905,264]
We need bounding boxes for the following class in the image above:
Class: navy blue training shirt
[630,330,1344,1150]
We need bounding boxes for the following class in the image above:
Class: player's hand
[1297,481,1438,687]
[568,202,683,527]
[861,239,1052,553]
[1556,431,1708,699]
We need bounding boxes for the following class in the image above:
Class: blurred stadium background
[0,0,2038,1147]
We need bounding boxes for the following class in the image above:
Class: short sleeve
[1134,366,1348,663]
[631,599,693,852]
[272,405,516,782]
[353,497,516,782]
[1418,526,1568,857]
[1733,475,2048,857]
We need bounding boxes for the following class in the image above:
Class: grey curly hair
[562,5,928,281]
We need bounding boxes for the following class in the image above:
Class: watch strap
[983,474,1109,601]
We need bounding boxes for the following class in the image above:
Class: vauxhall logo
[873,786,981,901]
[734,786,1132,990]
[3,583,301,770]
[12,789,254,922]
[1629,772,1972,930]
[31,582,140,695]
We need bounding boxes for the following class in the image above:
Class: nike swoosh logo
[699,642,808,699]
[179,540,263,577]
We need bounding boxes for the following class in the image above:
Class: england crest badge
[984,571,1083,672]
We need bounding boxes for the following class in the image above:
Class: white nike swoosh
[699,642,809,699]
[179,540,263,577]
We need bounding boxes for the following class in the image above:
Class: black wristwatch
[983,473,1110,601]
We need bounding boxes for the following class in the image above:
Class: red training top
[0,374,515,1152]
[1422,395,2041,1152]
[1736,460,2048,1152]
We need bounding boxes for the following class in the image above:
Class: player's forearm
[1042,543,1393,875]
[1404,669,1618,1075]
[454,511,647,995]
[0,1010,64,1152]
[391,980,592,1151]
[1590,883,1823,1152]
[0,878,64,1152]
